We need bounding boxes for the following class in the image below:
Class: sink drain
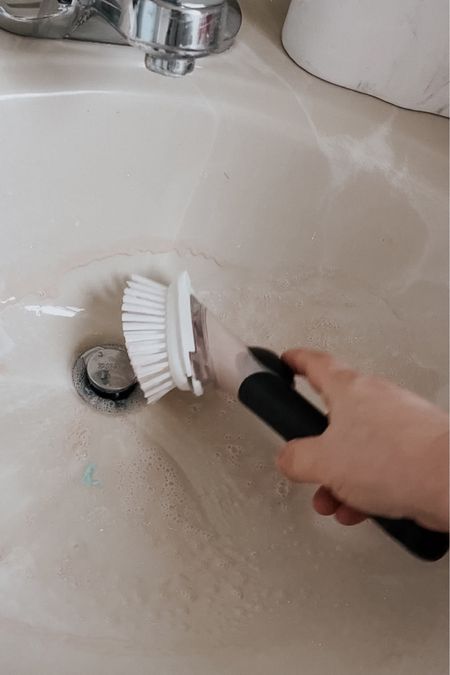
[72,345,145,413]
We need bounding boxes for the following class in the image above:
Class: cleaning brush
[122,272,203,403]
[121,271,448,563]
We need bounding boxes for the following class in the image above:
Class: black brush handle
[237,348,449,562]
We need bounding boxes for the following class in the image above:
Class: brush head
[122,272,203,404]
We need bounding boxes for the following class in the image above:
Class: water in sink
[0,251,447,674]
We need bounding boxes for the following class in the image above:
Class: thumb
[277,437,328,485]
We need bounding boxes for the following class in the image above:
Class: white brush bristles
[122,275,175,403]
[122,272,204,404]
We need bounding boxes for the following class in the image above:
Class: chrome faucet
[0,0,242,76]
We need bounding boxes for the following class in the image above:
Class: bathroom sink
[0,3,448,673]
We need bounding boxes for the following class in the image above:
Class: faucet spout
[97,0,242,76]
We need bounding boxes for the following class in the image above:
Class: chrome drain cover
[72,344,144,413]
[85,346,136,397]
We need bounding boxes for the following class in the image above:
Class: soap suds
[0,255,447,674]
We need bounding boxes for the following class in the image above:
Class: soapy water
[100,416,297,644]
[0,258,447,668]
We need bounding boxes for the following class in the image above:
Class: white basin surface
[0,2,448,673]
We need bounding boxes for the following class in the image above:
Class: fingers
[313,486,367,525]
[277,437,328,485]
[334,505,368,526]
[278,442,368,526]
[313,486,340,515]
[278,348,368,529]
[282,349,338,396]
[282,348,353,401]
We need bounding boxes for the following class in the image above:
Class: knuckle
[368,374,393,391]
[332,367,359,389]
[349,373,392,398]
[309,352,337,378]
[278,442,298,473]
[318,440,337,483]
[312,351,334,366]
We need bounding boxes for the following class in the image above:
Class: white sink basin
[0,5,448,673]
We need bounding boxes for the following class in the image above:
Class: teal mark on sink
[82,463,100,487]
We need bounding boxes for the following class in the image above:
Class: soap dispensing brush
[121,271,449,562]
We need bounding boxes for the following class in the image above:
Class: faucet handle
[0,0,82,38]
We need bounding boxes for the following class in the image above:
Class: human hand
[277,349,449,532]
